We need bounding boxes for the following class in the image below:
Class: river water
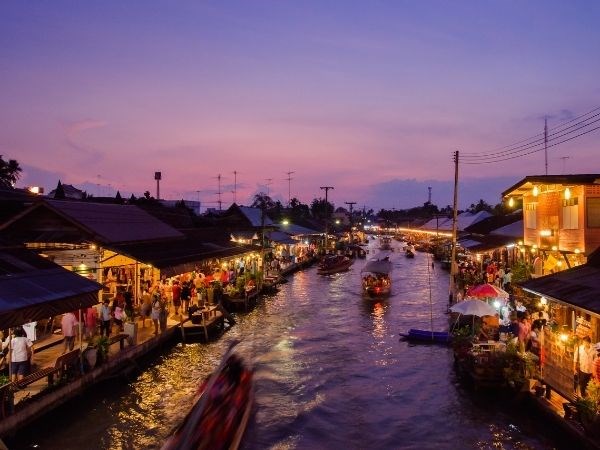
[13,240,560,450]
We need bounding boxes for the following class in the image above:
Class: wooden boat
[317,255,354,275]
[361,257,393,298]
[379,236,393,250]
[399,328,452,344]
[162,342,253,450]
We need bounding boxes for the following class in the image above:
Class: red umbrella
[466,283,509,299]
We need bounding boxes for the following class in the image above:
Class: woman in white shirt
[6,326,34,382]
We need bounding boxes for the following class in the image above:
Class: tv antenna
[285,170,295,207]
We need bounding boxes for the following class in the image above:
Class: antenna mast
[286,170,295,207]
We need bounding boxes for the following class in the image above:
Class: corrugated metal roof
[112,238,256,278]
[238,206,274,227]
[277,223,321,236]
[267,231,296,245]
[502,174,600,198]
[520,248,600,314]
[0,247,102,328]
[46,200,183,244]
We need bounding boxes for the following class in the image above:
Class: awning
[519,247,600,314]
[267,231,296,245]
[111,239,257,278]
[0,247,102,329]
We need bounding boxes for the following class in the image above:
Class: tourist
[85,305,98,340]
[529,324,541,356]
[100,299,112,337]
[113,304,124,332]
[574,336,596,397]
[61,311,78,354]
[151,290,162,336]
[594,343,600,381]
[503,269,512,292]
[140,289,152,327]
[181,279,192,316]
[6,326,33,382]
[172,279,181,316]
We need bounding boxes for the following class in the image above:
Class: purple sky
[2,1,599,211]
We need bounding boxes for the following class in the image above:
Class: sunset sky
[2,1,599,212]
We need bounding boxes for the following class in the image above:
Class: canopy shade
[0,247,102,329]
[450,299,497,317]
[466,283,509,299]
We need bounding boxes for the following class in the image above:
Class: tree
[0,155,22,188]
[310,198,333,220]
[467,199,493,214]
[251,192,275,210]
[54,180,65,199]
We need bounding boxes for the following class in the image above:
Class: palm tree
[0,155,22,188]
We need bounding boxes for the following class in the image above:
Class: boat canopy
[361,259,392,275]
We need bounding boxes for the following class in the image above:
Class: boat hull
[400,328,452,344]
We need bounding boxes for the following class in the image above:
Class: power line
[461,123,600,165]
[462,106,600,158]
[461,112,600,161]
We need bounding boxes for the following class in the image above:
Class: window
[525,203,537,229]
[562,197,579,230]
[587,197,600,228]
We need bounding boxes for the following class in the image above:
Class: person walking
[61,311,78,354]
[140,289,152,328]
[100,299,112,337]
[574,336,596,397]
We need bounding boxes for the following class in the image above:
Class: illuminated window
[562,197,579,230]
[587,197,600,228]
[525,203,537,229]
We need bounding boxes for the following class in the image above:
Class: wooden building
[502,174,600,275]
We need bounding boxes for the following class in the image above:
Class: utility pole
[285,170,295,207]
[345,201,356,243]
[216,174,222,211]
[320,186,334,253]
[265,178,273,197]
[154,172,162,200]
[233,170,238,204]
[544,117,548,175]
[449,151,459,306]
[196,190,201,215]
[428,186,432,204]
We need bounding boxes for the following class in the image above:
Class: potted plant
[575,379,600,438]
[94,336,110,364]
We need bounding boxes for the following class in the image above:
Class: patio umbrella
[450,299,497,317]
[466,283,509,299]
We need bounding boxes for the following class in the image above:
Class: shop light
[540,230,552,237]
[532,244,538,249]
[557,261,563,267]
[282,219,289,225]
[530,248,536,254]
[90,244,97,250]
[520,248,526,254]
[532,185,539,197]
[506,243,515,248]
[493,300,501,309]
[575,248,581,254]
[540,297,547,305]
[508,197,515,208]
[560,333,569,343]
[564,187,571,200]
[518,240,523,246]
[552,246,558,251]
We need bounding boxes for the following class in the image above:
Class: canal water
[13,240,560,449]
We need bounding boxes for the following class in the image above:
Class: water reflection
[13,241,558,450]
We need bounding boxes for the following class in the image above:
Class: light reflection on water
[13,241,559,450]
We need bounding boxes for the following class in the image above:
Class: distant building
[48,181,85,200]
